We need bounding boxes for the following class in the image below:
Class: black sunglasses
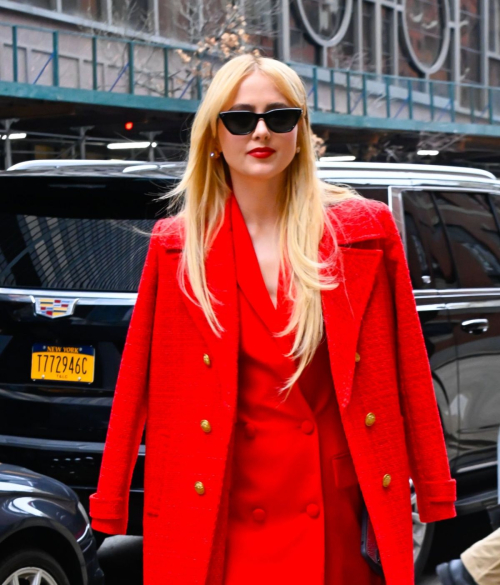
[218,107,303,135]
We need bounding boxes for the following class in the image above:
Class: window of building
[300,0,347,41]
[158,0,189,42]
[402,190,457,290]
[399,48,420,79]
[21,0,53,7]
[61,0,104,19]
[489,60,500,116]
[490,0,500,53]
[404,0,446,69]
[290,0,320,64]
[435,191,500,288]
[242,0,278,57]
[111,0,152,31]
[327,2,356,68]
[362,1,375,72]
[429,43,452,90]
[381,5,393,74]
[460,0,481,84]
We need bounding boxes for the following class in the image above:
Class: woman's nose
[252,117,270,139]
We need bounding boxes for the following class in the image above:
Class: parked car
[0,461,103,585]
[1,159,499,578]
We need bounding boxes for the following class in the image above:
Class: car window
[351,188,388,204]
[489,194,500,237]
[0,176,168,292]
[401,190,457,290]
[0,215,156,291]
[434,191,500,288]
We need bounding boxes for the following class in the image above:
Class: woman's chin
[238,163,288,181]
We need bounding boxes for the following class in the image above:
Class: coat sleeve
[89,220,162,534]
[378,202,457,524]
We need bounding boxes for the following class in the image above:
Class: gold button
[382,474,392,488]
[200,420,212,433]
[203,354,211,367]
[194,481,205,495]
[355,352,361,363]
[365,412,376,427]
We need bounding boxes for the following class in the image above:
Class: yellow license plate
[31,344,95,383]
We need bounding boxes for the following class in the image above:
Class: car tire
[411,479,436,580]
[0,549,70,585]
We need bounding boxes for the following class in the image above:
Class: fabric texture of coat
[89,194,457,585]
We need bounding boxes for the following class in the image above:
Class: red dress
[223,193,384,584]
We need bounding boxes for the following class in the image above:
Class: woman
[89,55,456,585]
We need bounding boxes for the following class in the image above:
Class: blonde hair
[160,54,364,400]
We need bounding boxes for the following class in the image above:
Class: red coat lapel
[160,198,239,410]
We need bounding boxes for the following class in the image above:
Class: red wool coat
[89,195,457,585]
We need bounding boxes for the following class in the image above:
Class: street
[96,510,493,584]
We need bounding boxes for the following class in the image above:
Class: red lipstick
[248,147,276,159]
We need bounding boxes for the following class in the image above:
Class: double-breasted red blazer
[89,195,457,585]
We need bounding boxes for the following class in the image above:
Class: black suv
[1,159,499,578]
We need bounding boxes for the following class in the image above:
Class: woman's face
[217,71,300,185]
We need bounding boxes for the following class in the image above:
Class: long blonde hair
[161,54,364,400]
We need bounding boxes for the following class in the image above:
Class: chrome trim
[461,318,489,327]
[447,300,500,310]
[456,460,498,474]
[325,178,500,190]
[8,159,496,180]
[416,304,447,311]
[7,159,147,171]
[414,290,440,296]
[391,185,500,195]
[5,160,500,191]
[34,296,78,319]
[0,433,145,455]
[461,318,489,333]
[0,287,137,305]
[316,162,496,180]
[437,288,500,297]
[389,187,405,249]
[437,288,500,296]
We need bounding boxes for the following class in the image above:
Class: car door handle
[461,318,489,334]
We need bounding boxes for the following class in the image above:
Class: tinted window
[0,176,171,292]
[434,192,500,288]
[352,188,388,204]
[402,191,457,289]
[490,194,500,236]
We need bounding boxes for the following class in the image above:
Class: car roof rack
[316,161,496,180]
[7,159,148,171]
[6,159,497,182]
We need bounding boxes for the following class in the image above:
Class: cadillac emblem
[33,297,78,319]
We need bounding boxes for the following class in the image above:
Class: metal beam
[0,81,199,114]
[310,110,500,138]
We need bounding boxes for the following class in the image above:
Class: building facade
[0,0,499,170]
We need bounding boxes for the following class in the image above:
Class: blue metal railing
[0,20,499,129]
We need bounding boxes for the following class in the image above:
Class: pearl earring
[296,146,301,154]
[210,150,220,159]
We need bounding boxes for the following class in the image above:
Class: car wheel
[411,479,436,579]
[0,549,70,585]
